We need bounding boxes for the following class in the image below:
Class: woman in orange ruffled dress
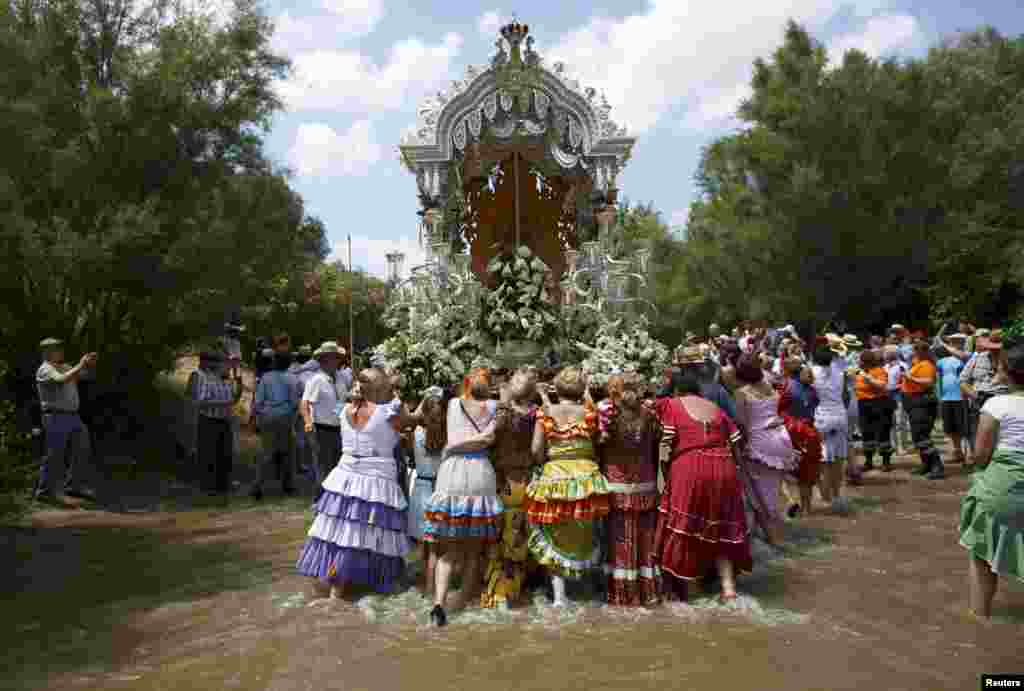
[526,367,611,607]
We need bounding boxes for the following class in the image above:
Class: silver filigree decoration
[491,119,516,138]
[522,119,546,135]
[467,109,482,138]
[465,64,480,82]
[534,90,550,120]
[483,92,498,121]
[549,142,579,169]
[499,90,513,112]
[453,119,467,151]
[582,130,592,155]
[569,118,582,148]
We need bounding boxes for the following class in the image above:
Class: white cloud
[287,120,381,177]
[826,14,920,66]
[478,11,509,36]
[271,0,383,54]
[543,0,924,134]
[331,234,428,280]
[278,33,463,113]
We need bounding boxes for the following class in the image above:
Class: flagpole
[348,234,356,375]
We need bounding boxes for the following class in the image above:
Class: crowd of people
[24,317,1024,623]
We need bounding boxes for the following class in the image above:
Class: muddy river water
[3,451,1022,691]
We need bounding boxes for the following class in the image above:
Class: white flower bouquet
[483,245,559,346]
[576,316,671,388]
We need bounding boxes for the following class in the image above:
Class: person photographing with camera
[34,338,98,504]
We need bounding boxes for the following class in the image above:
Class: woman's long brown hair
[422,397,447,452]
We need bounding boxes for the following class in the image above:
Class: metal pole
[513,152,521,249]
[348,234,356,374]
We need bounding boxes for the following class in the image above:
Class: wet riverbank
[2,448,1022,691]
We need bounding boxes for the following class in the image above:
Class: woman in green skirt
[959,323,1024,619]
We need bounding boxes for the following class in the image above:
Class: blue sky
[236,0,1023,278]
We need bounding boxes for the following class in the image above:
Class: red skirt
[655,446,752,581]
[782,415,823,485]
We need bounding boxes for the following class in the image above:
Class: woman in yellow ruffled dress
[525,368,611,606]
[481,370,539,609]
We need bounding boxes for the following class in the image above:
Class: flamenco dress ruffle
[422,450,504,543]
[782,415,823,485]
[296,455,411,592]
[526,415,611,579]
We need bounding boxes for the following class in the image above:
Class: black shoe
[927,458,945,480]
[429,605,447,627]
[282,487,296,496]
[881,457,892,472]
[65,488,96,501]
[863,460,874,472]
[249,488,263,501]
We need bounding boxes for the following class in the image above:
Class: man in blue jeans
[250,351,302,499]
[34,338,97,503]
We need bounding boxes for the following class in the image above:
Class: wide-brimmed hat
[975,328,990,337]
[782,324,797,335]
[890,323,907,333]
[314,341,345,358]
[684,331,698,342]
[843,334,863,348]
[224,323,246,333]
[298,344,313,356]
[825,333,847,355]
[676,346,706,365]
[39,337,63,350]
[945,333,968,342]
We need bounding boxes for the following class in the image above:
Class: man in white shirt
[301,342,344,487]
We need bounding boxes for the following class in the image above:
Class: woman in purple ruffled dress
[296,368,417,599]
[733,354,799,546]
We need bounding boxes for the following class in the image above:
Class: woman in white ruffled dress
[422,368,503,627]
[296,368,415,598]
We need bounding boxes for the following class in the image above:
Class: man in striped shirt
[189,351,241,496]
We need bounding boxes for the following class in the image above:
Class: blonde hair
[507,368,537,402]
[553,367,586,400]
[357,368,389,403]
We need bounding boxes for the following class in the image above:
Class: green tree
[0,0,323,390]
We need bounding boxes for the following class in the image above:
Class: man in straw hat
[34,338,98,503]
[301,342,346,487]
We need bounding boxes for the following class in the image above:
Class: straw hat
[313,341,345,358]
[945,333,968,342]
[843,334,863,348]
[39,337,63,350]
[676,346,706,366]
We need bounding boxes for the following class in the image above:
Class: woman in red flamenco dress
[654,369,752,602]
